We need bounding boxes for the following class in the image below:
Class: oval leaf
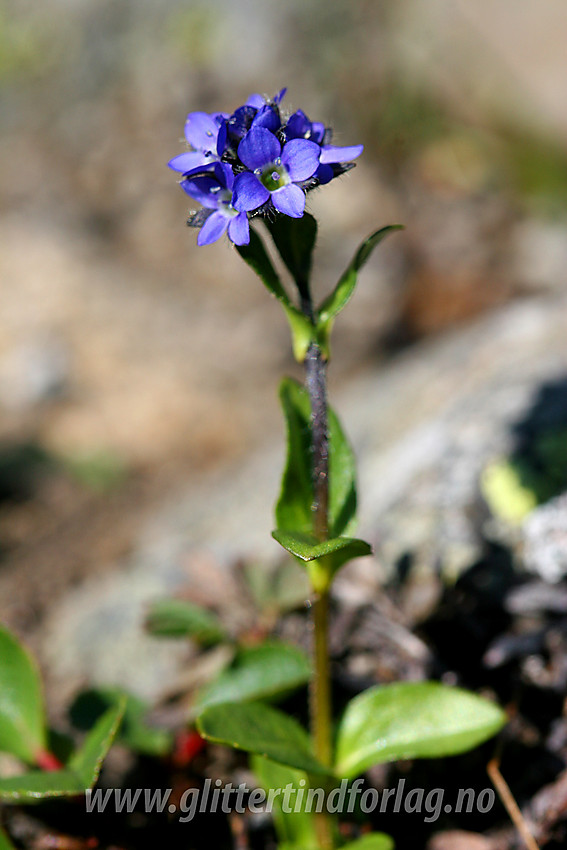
[276,378,357,539]
[0,700,125,801]
[197,701,329,775]
[194,642,311,712]
[0,625,46,763]
[145,598,226,646]
[335,682,506,779]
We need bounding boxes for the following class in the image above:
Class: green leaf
[194,642,311,712]
[272,530,371,565]
[317,225,403,356]
[276,378,357,539]
[70,688,172,757]
[145,598,226,646]
[335,682,506,779]
[341,835,395,850]
[252,755,318,850]
[0,827,16,850]
[236,228,315,361]
[0,624,46,763]
[68,698,125,786]
[197,701,329,775]
[265,213,318,292]
[0,700,125,801]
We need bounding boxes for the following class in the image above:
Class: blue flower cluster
[169,88,363,247]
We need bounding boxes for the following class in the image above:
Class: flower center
[259,162,289,192]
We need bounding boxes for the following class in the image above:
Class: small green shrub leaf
[197,701,329,775]
[194,642,311,712]
[252,755,318,850]
[145,598,226,646]
[341,834,395,850]
[276,378,357,539]
[0,624,46,764]
[335,682,506,779]
[317,225,403,354]
[0,701,124,801]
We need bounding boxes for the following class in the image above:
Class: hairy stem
[301,290,333,849]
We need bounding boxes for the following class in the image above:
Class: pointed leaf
[197,701,329,775]
[145,598,226,646]
[276,378,357,539]
[265,213,318,291]
[252,755,318,850]
[70,688,172,757]
[236,228,314,361]
[335,682,506,779]
[317,225,403,354]
[0,624,46,763]
[68,698,125,786]
[194,642,311,712]
[342,835,394,850]
[0,701,125,801]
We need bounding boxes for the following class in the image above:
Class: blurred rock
[522,493,567,582]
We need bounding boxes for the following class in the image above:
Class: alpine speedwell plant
[169,88,508,850]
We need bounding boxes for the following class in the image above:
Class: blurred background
[1,0,567,643]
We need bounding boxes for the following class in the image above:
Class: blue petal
[272,183,305,218]
[214,162,234,190]
[246,93,265,109]
[286,110,310,140]
[238,127,281,171]
[197,211,229,246]
[310,122,326,144]
[185,112,221,152]
[273,88,287,104]
[168,152,211,173]
[251,105,280,133]
[181,174,222,208]
[319,144,363,164]
[281,139,319,181]
[315,163,334,185]
[228,212,250,245]
[232,172,270,211]
[229,105,257,141]
[216,119,228,156]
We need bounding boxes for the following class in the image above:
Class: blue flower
[232,127,320,218]
[286,109,363,185]
[169,88,364,245]
[226,88,286,147]
[168,111,228,175]
[182,163,249,246]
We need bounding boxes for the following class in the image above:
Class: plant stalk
[304,329,333,848]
